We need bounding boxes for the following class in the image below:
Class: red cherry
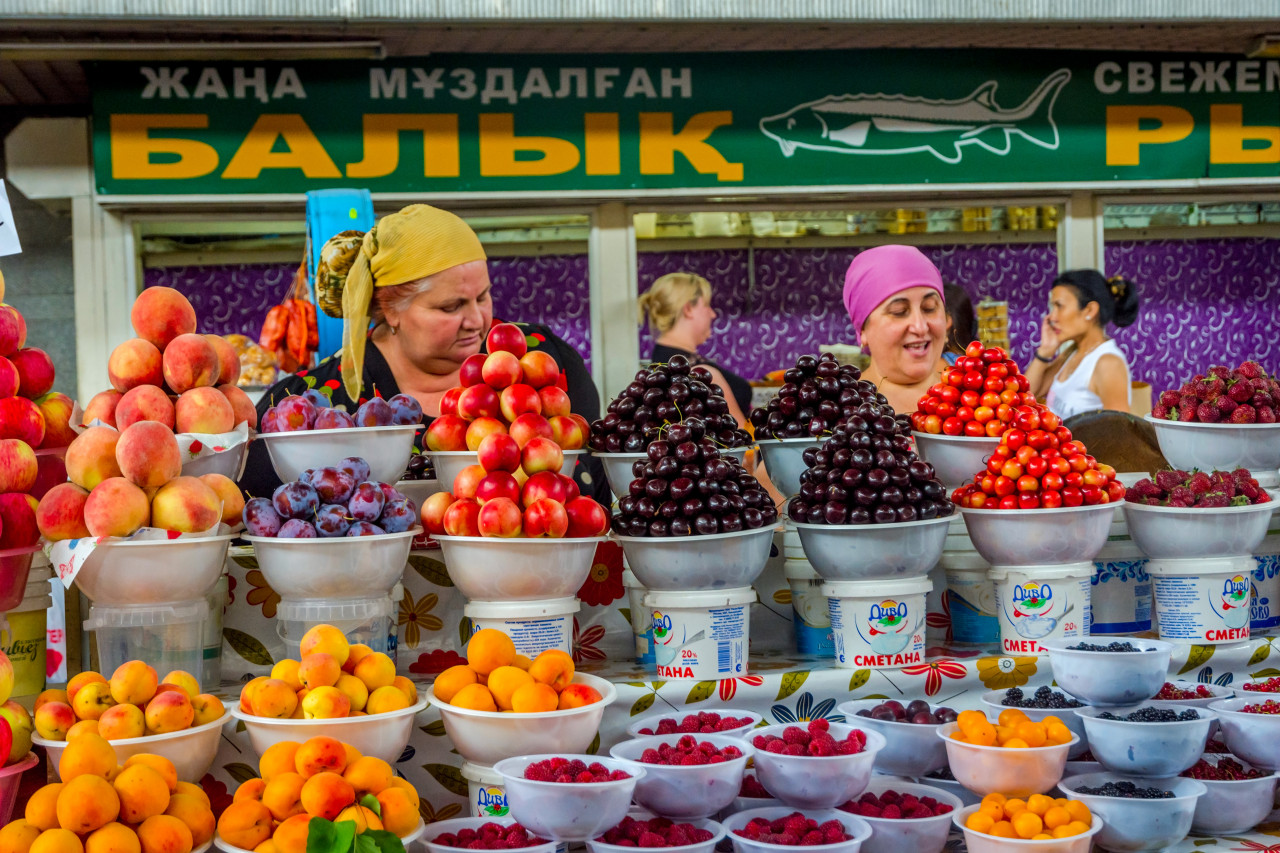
[1026,429,1053,451]
[1015,445,1037,465]
[1040,490,1063,509]
[928,383,948,398]
[969,491,989,508]
[964,420,987,437]
[1001,460,1024,479]
[1026,456,1049,478]
[1062,485,1085,507]
[1042,472,1065,491]
[942,417,964,436]
[996,404,1014,423]
[980,391,1001,408]
[984,376,1006,393]
[945,368,966,387]
[974,406,995,423]
[1018,493,1042,510]
[924,414,943,434]
[1081,485,1105,505]
[999,495,1019,510]
[1107,480,1127,502]
[940,385,961,405]
[1065,471,1084,487]
[994,475,1017,497]
[1017,475,1040,493]
[985,420,1005,437]
[987,363,1010,380]
[1003,429,1026,449]
[966,341,985,358]
[936,402,956,419]
[957,406,975,422]
[961,390,981,408]
[963,371,985,391]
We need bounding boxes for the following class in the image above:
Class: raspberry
[740,774,771,798]
[822,824,848,844]
[808,718,830,734]
[766,740,787,754]
[782,727,811,746]
[856,804,881,817]
[800,831,824,845]
[808,740,835,757]
[782,743,805,756]
[881,805,902,819]
[609,769,631,780]
[523,764,553,782]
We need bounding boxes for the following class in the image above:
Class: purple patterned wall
[146,264,296,338]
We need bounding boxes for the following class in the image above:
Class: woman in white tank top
[1024,270,1140,420]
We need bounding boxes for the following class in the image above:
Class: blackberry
[1065,641,1142,652]
[1074,780,1174,799]
[1097,707,1200,722]
[1000,685,1082,709]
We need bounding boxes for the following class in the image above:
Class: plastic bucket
[939,552,999,646]
[823,576,931,669]
[1091,517,1152,635]
[784,560,834,656]
[462,761,511,819]
[464,598,579,657]
[86,600,208,683]
[989,563,1092,655]
[1252,523,1280,631]
[276,594,398,662]
[0,753,39,825]
[1149,556,1256,644]
[623,569,654,665]
[0,564,52,701]
[203,573,226,689]
[642,588,753,680]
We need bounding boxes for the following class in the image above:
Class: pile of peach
[240,625,418,720]
[434,628,602,712]
[33,662,224,742]
[965,793,1093,840]
[218,735,419,852]
[950,709,1073,748]
[4,733,216,853]
[37,286,253,541]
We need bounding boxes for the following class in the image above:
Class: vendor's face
[387,260,493,369]
[861,287,945,384]
[1046,285,1096,340]
[684,296,717,345]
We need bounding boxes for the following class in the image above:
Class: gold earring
[391,325,399,335]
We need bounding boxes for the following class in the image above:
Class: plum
[311,467,356,505]
[379,499,415,533]
[272,480,319,520]
[339,456,371,484]
[244,497,282,537]
[355,397,392,427]
[387,393,423,426]
[314,407,355,430]
[348,481,385,522]
[302,388,332,410]
[347,521,384,536]
[315,504,351,538]
[278,518,317,538]
[275,395,317,431]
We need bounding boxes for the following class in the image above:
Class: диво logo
[1003,581,1075,640]
[855,599,915,656]
[476,785,508,817]
[1210,575,1251,631]
[651,610,705,674]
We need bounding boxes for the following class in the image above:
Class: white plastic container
[464,598,578,657]
[202,573,226,689]
[86,600,208,684]
[72,534,234,606]
[461,761,511,819]
[939,552,999,645]
[230,696,428,763]
[954,805,1101,853]
[989,563,1092,655]
[1148,556,1255,644]
[824,576,930,669]
[494,754,643,842]
[643,588,753,680]
[1251,522,1280,631]
[433,535,606,601]
[784,560,834,656]
[258,423,421,485]
[35,710,230,783]
[783,525,805,561]
[245,528,417,600]
[276,595,397,661]
[723,807,871,853]
[610,734,755,819]
[623,569,654,665]
[1091,528,1152,635]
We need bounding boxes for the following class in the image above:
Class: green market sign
[90,51,1280,195]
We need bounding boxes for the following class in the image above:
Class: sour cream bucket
[823,576,931,669]
[464,597,579,657]
[1091,519,1152,635]
[642,587,754,680]
[1148,556,1256,644]
[623,569,655,665]
[1251,521,1280,632]
[784,559,834,656]
[989,563,1092,655]
[939,551,999,646]
[462,761,510,819]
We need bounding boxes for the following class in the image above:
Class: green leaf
[630,694,656,716]
[223,628,274,667]
[587,732,601,755]
[776,672,808,701]
[223,763,260,784]
[424,763,468,797]
[235,720,246,733]
[625,682,646,688]
[421,720,447,737]
[361,830,406,853]
[303,375,318,389]
[618,608,631,626]
[458,617,473,647]
[1176,645,1215,675]
[650,681,666,691]
[360,793,381,816]
[354,835,379,853]
[862,694,890,700]
[1251,668,1280,679]
[410,555,453,587]
[1249,644,1271,666]
[685,681,716,704]
[231,554,259,571]
[306,817,355,853]
[848,669,871,692]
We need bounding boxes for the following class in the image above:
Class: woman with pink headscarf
[842,245,949,415]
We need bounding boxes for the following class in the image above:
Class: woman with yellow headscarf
[239,204,607,502]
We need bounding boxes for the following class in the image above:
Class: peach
[523,498,568,538]
[374,787,419,838]
[420,491,455,536]
[150,476,221,534]
[335,805,382,834]
[143,691,194,735]
[451,465,486,501]
[548,414,586,450]
[115,386,176,431]
[158,671,199,701]
[300,625,350,667]
[298,654,341,690]
[481,351,522,389]
[197,473,243,526]
[0,820,42,853]
[204,335,241,386]
[520,437,563,476]
[244,678,298,720]
[71,682,118,723]
[31,451,69,501]
[342,756,392,796]
[565,496,609,537]
[342,644,373,675]
[175,387,234,435]
[97,704,146,741]
[84,478,151,538]
[518,350,560,389]
[85,822,141,853]
[114,764,171,824]
[270,659,303,691]
[66,427,123,490]
[477,497,522,537]
[499,384,542,423]
[294,736,347,777]
[508,413,552,449]
[110,661,159,706]
[163,794,215,847]
[136,814,192,853]
[257,741,301,781]
[475,471,521,504]
[216,801,273,851]
[432,665,477,703]
[537,386,572,418]
[449,683,497,712]
[108,339,164,393]
[82,391,123,429]
[300,686,350,720]
[191,694,224,727]
[116,422,182,489]
[298,771,355,821]
[122,755,177,794]
[0,437,37,493]
[391,676,419,705]
[34,700,76,740]
[67,720,101,740]
[132,287,197,351]
[425,415,469,451]
[161,334,220,394]
[26,783,65,831]
[458,387,501,422]
[36,483,91,542]
[0,305,24,355]
[0,396,47,447]
[0,491,41,549]
[510,682,559,714]
[36,688,70,711]
[464,415,507,451]
[365,686,410,715]
[57,774,120,833]
[233,778,266,803]
[218,384,258,430]
[261,771,307,822]
[556,683,602,710]
[2,700,34,763]
[269,814,312,853]
[486,666,534,711]
[527,649,574,692]
[352,652,395,691]
[333,674,368,713]
[30,830,84,853]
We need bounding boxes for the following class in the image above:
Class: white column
[1060,191,1106,273]
[588,201,638,402]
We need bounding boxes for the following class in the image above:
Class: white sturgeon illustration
[759,68,1071,164]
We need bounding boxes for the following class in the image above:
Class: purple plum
[272,481,319,520]
[302,388,332,410]
[275,395,317,431]
[387,393,423,426]
[338,457,372,484]
[378,483,407,504]
[348,482,386,522]
[278,518,318,538]
[244,497,282,537]
[259,407,280,434]
[311,467,356,505]
[314,408,356,430]
[378,499,416,533]
[299,468,316,485]
[347,521,385,536]
[314,504,351,538]
[355,397,393,427]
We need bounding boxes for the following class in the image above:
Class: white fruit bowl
[960,503,1118,567]
[626,709,763,738]
[610,734,755,819]
[722,806,871,853]
[744,723,885,809]
[1040,638,1175,707]
[1057,772,1204,853]
[594,448,749,500]
[1121,500,1274,559]
[792,515,950,581]
[1074,705,1215,778]
[219,823,423,853]
[612,527,777,591]
[587,816,724,853]
[937,722,1077,796]
[953,804,1101,853]
[978,690,1089,759]
[34,709,231,782]
[427,672,616,766]
[1208,696,1280,770]
[495,754,643,842]
[229,696,427,763]
[181,441,250,481]
[847,778,963,853]
[836,700,950,777]
[243,528,419,599]
[432,535,607,601]
[423,817,556,853]
[1145,416,1280,488]
[911,432,1001,490]
[71,534,235,606]
[425,449,584,493]
[756,438,822,498]
[258,424,421,485]
[1186,754,1280,835]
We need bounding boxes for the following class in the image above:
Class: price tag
[0,180,21,257]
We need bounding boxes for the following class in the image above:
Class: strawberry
[1260,406,1277,424]
[1196,403,1221,422]
[1230,381,1255,403]
[1168,485,1196,506]
[1209,364,1232,379]
[1253,393,1275,409]
[1159,390,1182,408]
[1186,471,1213,495]
[1126,479,1163,500]
[1215,396,1239,415]
[1231,405,1258,424]
[1198,377,1226,398]
[1155,470,1189,492]
[1178,402,1198,421]
[1240,361,1267,380]
[1198,492,1231,508]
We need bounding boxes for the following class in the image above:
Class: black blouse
[649,343,753,416]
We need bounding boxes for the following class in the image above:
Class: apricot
[60,733,117,782]
[333,674,368,713]
[375,787,419,838]
[123,755,178,794]
[67,720,102,741]
[386,777,416,797]
[391,676,419,706]
[57,774,120,834]
[84,825,140,853]
[215,801,273,851]
[232,779,266,803]
[342,644,373,675]
[34,701,76,741]
[238,677,267,713]
[67,673,107,704]
[30,829,84,853]
[71,682,117,723]
[512,654,532,671]
[173,782,210,809]
[342,756,393,796]
[144,691,194,735]
[113,764,171,824]
[270,814,312,853]
[298,771,355,821]
[341,743,362,770]
[97,704,146,741]
[269,660,302,692]
[25,783,65,830]
[557,683,603,710]
[484,667,534,712]
[254,843,278,853]
[335,805,382,834]
[432,665,477,703]
[510,682,559,714]
[191,694,225,728]
[0,820,43,853]
[258,741,301,781]
[450,683,498,712]
[110,662,159,707]
[159,671,200,702]
[136,814,193,853]
[527,649,574,692]
[163,796,214,848]
[300,625,350,668]
[245,678,298,720]
[35,688,69,710]
[466,629,516,676]
[294,736,347,778]
[297,654,341,690]
[261,772,307,822]
[352,653,395,691]
[300,686,350,720]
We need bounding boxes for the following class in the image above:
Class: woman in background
[942,282,977,365]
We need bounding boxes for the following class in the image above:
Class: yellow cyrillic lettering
[346,114,460,178]
[222,114,340,179]
[639,111,742,181]
[1209,104,1280,164]
[584,113,620,175]
[478,114,580,176]
[1105,105,1193,166]
[110,114,218,179]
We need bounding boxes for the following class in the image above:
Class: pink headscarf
[842,246,944,344]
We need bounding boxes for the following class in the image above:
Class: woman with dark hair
[1025,269,1140,419]
[942,282,976,365]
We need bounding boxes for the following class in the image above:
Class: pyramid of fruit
[910,341,1037,437]
[1154,360,1280,423]
[433,628,603,712]
[245,456,418,539]
[260,389,422,432]
[750,353,871,440]
[951,405,1125,509]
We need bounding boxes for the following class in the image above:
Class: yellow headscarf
[340,204,487,399]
